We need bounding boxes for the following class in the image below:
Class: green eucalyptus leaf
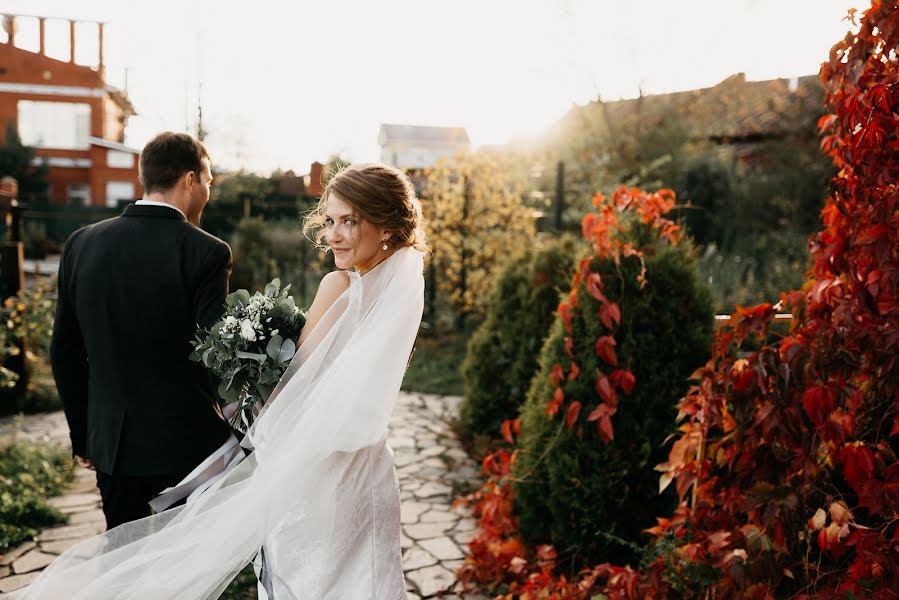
[218,380,240,403]
[278,338,296,364]
[235,350,267,364]
[202,346,215,367]
[264,279,281,298]
[266,334,284,361]
[226,289,251,307]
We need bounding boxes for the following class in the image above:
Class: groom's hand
[76,455,95,471]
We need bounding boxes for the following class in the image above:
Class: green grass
[0,440,75,552]
[402,331,469,396]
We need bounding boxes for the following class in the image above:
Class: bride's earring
[382,242,388,251]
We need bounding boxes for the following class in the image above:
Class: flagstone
[12,550,55,575]
[38,522,104,542]
[47,493,101,509]
[0,571,40,593]
[453,530,476,546]
[419,537,464,561]
[404,522,452,541]
[59,502,100,515]
[66,509,106,525]
[39,539,81,555]
[0,542,36,566]
[401,502,430,524]
[420,509,458,523]
[452,517,476,532]
[405,563,455,597]
[401,546,438,571]
[417,446,446,459]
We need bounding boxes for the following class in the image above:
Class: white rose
[239,319,257,341]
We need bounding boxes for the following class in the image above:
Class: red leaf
[565,401,582,430]
[611,369,636,394]
[598,414,614,442]
[839,442,876,492]
[501,419,515,445]
[546,387,564,419]
[564,337,574,358]
[779,336,804,362]
[595,373,618,405]
[586,273,606,303]
[550,364,564,387]
[557,302,572,332]
[599,304,613,329]
[595,335,618,366]
[581,212,599,240]
[802,386,836,425]
[587,403,616,442]
[608,303,621,325]
[891,417,899,438]
[855,224,888,245]
[567,362,580,381]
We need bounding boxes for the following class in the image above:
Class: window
[105,181,135,207]
[107,150,135,169]
[67,183,91,206]
[17,100,91,150]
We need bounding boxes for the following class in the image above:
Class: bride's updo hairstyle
[303,163,428,254]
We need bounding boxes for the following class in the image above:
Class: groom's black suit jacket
[50,204,232,477]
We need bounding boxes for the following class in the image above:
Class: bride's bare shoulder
[298,271,351,344]
[317,270,351,298]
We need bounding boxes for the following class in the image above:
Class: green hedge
[459,236,582,443]
[0,441,75,552]
[513,232,713,567]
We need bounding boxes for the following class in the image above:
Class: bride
[17,163,427,599]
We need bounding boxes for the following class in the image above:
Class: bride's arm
[298,270,351,346]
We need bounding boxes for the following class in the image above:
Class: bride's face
[325,193,388,273]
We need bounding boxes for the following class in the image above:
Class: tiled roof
[379,124,470,144]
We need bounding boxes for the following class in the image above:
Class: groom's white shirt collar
[135,199,187,220]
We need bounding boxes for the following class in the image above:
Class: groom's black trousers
[96,470,184,530]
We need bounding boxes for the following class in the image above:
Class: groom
[50,132,232,529]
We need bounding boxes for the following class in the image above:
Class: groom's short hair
[139,132,210,193]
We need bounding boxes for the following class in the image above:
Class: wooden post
[39,18,45,55]
[98,22,105,78]
[69,19,76,63]
[554,161,565,230]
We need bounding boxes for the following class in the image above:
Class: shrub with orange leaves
[593,2,899,597]
[458,5,898,598]
[455,185,713,599]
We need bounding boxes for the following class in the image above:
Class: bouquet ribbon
[149,433,246,513]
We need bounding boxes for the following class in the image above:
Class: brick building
[0,14,141,206]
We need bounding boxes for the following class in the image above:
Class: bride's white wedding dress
[258,438,405,599]
[16,247,424,600]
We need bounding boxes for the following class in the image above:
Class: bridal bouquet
[190,279,306,431]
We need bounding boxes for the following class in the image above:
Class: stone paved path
[0,393,485,598]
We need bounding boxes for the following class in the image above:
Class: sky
[2,0,863,174]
